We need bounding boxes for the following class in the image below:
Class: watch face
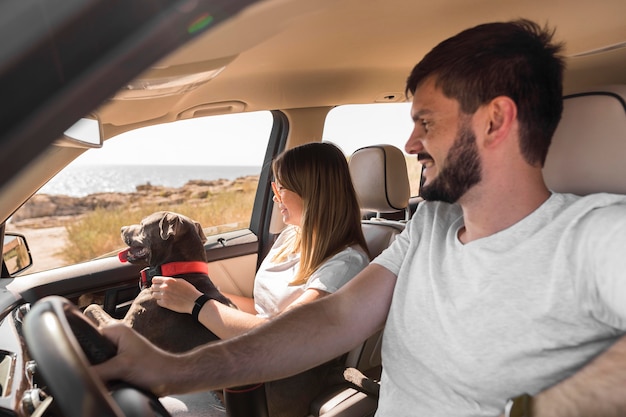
[506,394,532,417]
[504,399,514,417]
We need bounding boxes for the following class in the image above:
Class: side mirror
[3,233,33,276]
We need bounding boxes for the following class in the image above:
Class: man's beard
[419,123,482,204]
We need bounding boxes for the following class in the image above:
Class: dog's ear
[158,212,182,241]
[194,221,207,243]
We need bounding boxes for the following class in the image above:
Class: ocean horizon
[39,164,261,197]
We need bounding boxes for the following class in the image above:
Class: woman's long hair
[272,142,369,285]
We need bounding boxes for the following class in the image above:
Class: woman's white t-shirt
[254,226,369,318]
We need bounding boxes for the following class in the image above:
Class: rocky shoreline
[10,176,258,229]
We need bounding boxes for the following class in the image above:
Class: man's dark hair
[406,19,565,166]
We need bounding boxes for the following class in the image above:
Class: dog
[84,211,235,353]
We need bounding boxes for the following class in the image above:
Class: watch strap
[192,294,210,322]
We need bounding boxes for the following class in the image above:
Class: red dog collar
[118,250,209,289]
[139,261,209,289]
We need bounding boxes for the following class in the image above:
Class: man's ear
[483,96,517,147]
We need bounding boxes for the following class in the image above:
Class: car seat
[543,85,626,195]
[308,144,410,417]
[349,144,411,257]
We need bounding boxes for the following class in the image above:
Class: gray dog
[84,211,235,353]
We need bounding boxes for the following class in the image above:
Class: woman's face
[272,181,304,227]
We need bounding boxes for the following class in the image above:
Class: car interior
[1,1,625,417]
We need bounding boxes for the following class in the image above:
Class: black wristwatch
[504,393,533,417]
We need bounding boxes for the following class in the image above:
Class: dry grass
[62,182,258,263]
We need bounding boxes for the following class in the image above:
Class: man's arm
[522,335,626,417]
[94,263,397,397]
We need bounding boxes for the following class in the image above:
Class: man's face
[405,78,482,203]
[419,121,481,203]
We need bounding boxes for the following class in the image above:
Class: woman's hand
[151,276,202,314]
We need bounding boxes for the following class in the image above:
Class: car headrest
[349,144,410,214]
[544,85,626,195]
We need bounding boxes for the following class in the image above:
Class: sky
[71,103,414,166]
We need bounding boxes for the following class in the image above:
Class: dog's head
[119,211,208,266]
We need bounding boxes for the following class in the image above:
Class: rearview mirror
[3,233,33,276]
[56,116,103,148]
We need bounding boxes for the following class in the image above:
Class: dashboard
[0,304,57,417]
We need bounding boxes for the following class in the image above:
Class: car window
[8,111,273,274]
[322,103,422,196]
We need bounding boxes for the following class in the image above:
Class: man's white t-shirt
[372,192,626,416]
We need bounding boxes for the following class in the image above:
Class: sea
[38,164,261,197]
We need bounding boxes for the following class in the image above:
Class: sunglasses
[271,181,285,203]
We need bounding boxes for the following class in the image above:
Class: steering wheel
[22,295,172,417]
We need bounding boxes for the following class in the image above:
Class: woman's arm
[196,298,268,339]
[221,291,256,314]
[151,277,256,313]
[151,276,263,339]
[195,288,333,339]
[282,288,328,312]
[151,276,328,339]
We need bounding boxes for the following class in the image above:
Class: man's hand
[93,323,179,397]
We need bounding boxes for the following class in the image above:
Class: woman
[151,142,370,337]
[151,142,370,417]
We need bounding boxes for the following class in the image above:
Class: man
[96,19,626,416]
